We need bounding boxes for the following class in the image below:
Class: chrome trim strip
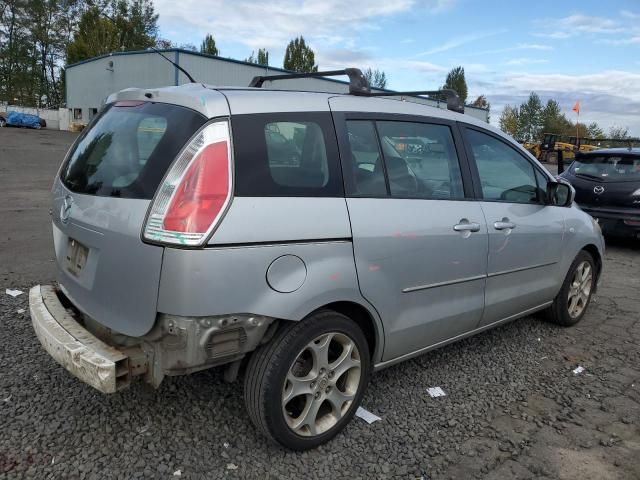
[402,274,487,293]
[487,261,557,278]
[373,301,553,371]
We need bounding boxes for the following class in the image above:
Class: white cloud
[154,0,422,49]
[621,10,640,20]
[504,58,549,66]
[533,13,624,39]
[485,70,640,135]
[472,43,553,55]
[416,30,507,56]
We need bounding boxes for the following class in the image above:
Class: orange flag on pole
[572,101,580,114]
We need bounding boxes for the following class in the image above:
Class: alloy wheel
[567,260,592,318]
[282,332,361,437]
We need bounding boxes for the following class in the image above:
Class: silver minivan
[30,70,604,450]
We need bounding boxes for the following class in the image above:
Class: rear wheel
[544,251,596,326]
[0,118,5,127]
[244,310,370,450]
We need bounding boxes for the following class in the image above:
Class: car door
[461,126,565,326]
[332,110,489,362]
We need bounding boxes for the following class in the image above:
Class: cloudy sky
[154,0,640,135]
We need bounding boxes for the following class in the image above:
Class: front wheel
[544,251,596,326]
[244,310,371,450]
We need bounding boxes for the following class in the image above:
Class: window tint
[466,129,541,204]
[535,168,549,200]
[265,121,328,188]
[376,121,464,199]
[345,121,387,195]
[232,112,343,197]
[60,102,206,199]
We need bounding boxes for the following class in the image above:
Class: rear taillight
[143,120,232,246]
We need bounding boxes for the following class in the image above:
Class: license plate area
[66,238,89,277]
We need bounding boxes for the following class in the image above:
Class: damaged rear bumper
[29,285,142,393]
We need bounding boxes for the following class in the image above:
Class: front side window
[466,129,542,204]
[376,121,464,199]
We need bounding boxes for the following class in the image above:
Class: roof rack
[248,68,464,113]
[365,88,464,114]
[249,68,371,95]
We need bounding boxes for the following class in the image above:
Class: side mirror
[547,180,575,207]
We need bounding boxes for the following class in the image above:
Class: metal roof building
[65,48,489,125]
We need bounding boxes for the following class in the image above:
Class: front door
[461,127,565,326]
[332,110,489,362]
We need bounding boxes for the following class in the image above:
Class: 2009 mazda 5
[30,78,604,450]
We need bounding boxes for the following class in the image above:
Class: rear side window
[60,102,206,199]
[232,112,343,196]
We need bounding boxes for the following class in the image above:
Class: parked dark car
[560,148,640,238]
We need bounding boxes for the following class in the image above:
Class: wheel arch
[306,300,384,363]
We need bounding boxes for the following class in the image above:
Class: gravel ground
[1,128,640,479]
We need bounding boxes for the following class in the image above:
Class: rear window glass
[232,112,342,197]
[60,102,206,199]
[571,155,640,182]
[265,121,329,188]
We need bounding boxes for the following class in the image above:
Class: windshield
[60,102,206,199]
[571,155,640,182]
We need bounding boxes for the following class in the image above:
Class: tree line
[1,0,486,110]
[499,92,630,142]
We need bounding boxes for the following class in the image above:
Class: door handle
[453,221,481,232]
[494,220,516,230]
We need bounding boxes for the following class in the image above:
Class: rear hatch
[52,101,207,336]
[567,153,640,209]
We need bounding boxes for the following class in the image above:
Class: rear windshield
[571,154,640,182]
[60,102,206,199]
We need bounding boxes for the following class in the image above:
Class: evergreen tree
[363,68,388,89]
[246,48,269,66]
[442,66,467,103]
[200,34,218,55]
[283,36,317,72]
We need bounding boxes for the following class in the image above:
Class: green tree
[518,92,543,142]
[499,104,520,138]
[609,125,630,139]
[540,99,571,136]
[586,122,605,139]
[363,68,388,89]
[246,48,269,66]
[66,0,158,65]
[283,36,317,73]
[200,33,218,55]
[442,66,467,104]
[470,94,490,122]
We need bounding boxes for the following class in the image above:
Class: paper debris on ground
[573,366,585,375]
[226,463,238,470]
[355,406,381,424]
[173,470,182,477]
[17,309,25,314]
[5,289,23,297]
[223,441,230,448]
[427,387,447,398]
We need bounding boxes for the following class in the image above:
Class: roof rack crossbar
[366,88,464,114]
[249,68,371,95]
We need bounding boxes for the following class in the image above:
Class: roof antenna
[150,47,197,83]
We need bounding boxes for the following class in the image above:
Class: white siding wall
[65,50,489,123]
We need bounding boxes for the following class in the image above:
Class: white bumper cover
[29,285,128,393]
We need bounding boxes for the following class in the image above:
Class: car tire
[244,310,371,450]
[544,251,596,326]
[0,118,5,127]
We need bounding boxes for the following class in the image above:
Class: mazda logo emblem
[593,186,605,195]
[60,195,73,223]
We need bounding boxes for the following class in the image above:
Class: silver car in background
[29,71,604,450]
